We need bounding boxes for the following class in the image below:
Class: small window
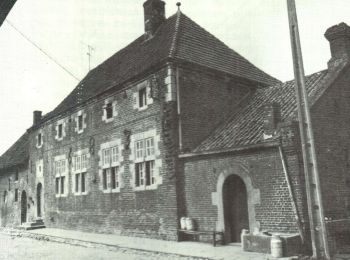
[58,124,63,138]
[139,88,147,108]
[14,189,18,202]
[75,173,80,193]
[55,178,60,195]
[37,133,42,147]
[60,176,65,194]
[105,103,113,119]
[15,171,19,182]
[102,169,108,190]
[111,167,119,189]
[81,172,86,193]
[78,115,83,131]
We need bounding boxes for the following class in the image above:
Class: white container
[185,217,194,231]
[180,217,187,230]
[271,235,283,258]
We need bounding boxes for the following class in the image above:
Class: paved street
[0,234,200,260]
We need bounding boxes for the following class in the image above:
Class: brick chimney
[262,102,281,140]
[33,111,42,125]
[325,23,350,68]
[143,0,166,39]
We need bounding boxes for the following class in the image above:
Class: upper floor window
[15,171,19,182]
[78,115,83,131]
[75,111,87,134]
[37,133,42,147]
[106,103,113,119]
[133,80,153,111]
[138,88,147,108]
[55,119,66,141]
[102,99,117,123]
[58,124,63,139]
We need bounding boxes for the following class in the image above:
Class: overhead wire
[5,19,81,82]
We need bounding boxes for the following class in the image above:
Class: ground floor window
[75,172,87,193]
[55,176,65,195]
[102,166,119,191]
[135,160,155,187]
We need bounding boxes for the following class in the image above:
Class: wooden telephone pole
[286,0,330,259]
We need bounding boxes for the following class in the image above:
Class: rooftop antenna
[87,44,95,71]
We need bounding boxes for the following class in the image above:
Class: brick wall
[25,66,179,240]
[0,166,36,227]
[181,147,301,242]
[311,66,350,253]
[178,65,253,152]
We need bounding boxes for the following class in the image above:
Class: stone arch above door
[211,163,261,232]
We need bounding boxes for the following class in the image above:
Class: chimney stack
[325,22,350,68]
[262,102,281,140]
[143,0,166,39]
[33,111,42,125]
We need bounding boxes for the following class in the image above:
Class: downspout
[278,143,305,244]
[176,66,183,152]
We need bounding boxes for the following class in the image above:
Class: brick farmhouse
[0,0,349,256]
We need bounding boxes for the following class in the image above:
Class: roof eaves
[179,140,279,159]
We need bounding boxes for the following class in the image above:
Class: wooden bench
[177,229,224,247]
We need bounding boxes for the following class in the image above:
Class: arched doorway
[21,191,27,224]
[37,183,42,218]
[222,175,249,242]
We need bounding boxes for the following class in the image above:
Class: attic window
[106,103,113,119]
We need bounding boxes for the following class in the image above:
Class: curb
[0,228,213,260]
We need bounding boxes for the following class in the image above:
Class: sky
[0,0,349,155]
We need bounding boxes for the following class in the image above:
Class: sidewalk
[0,227,282,260]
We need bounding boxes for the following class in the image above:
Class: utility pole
[286,0,330,259]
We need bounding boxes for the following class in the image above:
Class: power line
[5,19,81,82]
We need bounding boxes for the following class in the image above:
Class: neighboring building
[0,0,349,257]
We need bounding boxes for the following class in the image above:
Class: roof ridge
[169,10,182,58]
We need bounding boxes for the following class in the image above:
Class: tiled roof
[44,11,279,121]
[0,133,28,171]
[193,70,329,152]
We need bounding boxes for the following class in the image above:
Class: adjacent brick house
[0,0,349,256]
